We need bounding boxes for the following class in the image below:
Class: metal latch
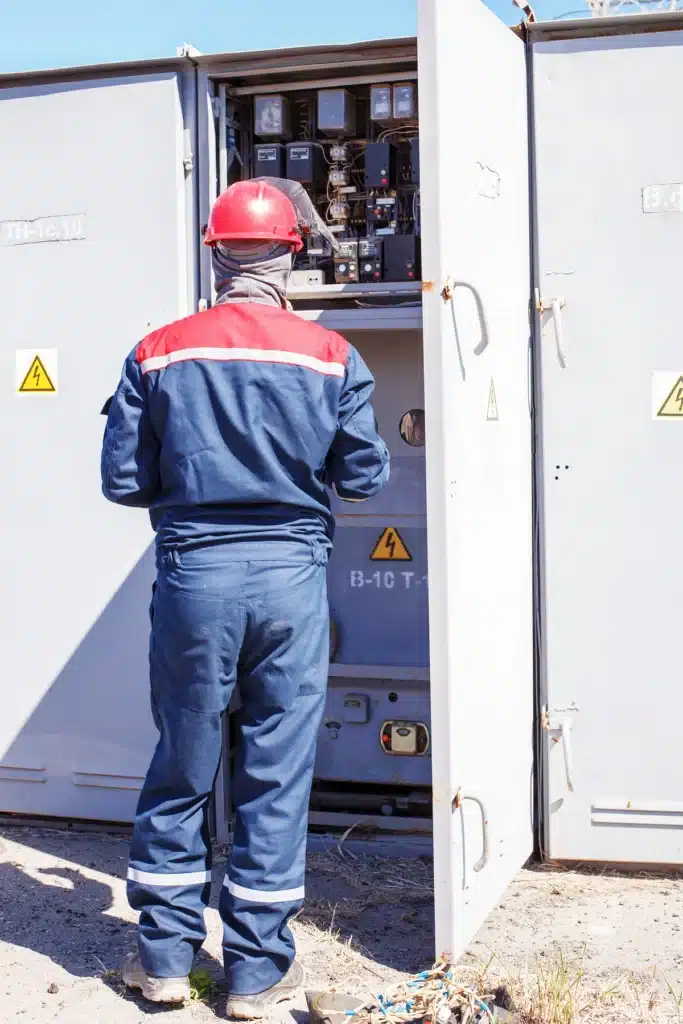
[542,703,579,793]
[535,289,567,368]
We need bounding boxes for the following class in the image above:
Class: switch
[342,693,370,724]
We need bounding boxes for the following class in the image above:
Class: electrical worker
[101,179,389,1018]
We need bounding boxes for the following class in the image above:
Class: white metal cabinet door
[533,31,683,864]
[0,73,189,821]
[418,0,534,956]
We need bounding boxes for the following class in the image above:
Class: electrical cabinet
[0,1,536,963]
[531,21,683,866]
[208,0,534,957]
[29,0,683,965]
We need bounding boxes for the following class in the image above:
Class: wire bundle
[345,960,512,1024]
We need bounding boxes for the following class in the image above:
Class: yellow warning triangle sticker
[486,378,499,421]
[370,527,412,562]
[19,355,56,393]
[657,376,683,417]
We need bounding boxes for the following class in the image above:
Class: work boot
[226,960,304,1020]
[121,952,191,1004]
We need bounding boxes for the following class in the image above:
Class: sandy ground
[0,826,682,1023]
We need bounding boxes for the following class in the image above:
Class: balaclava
[212,240,293,308]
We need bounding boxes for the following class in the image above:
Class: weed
[189,968,220,1004]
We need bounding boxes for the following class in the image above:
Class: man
[101,179,389,1018]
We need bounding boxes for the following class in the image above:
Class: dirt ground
[0,825,682,1023]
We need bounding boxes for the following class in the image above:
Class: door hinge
[182,128,194,173]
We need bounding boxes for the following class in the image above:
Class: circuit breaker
[365,142,396,188]
[334,240,359,283]
[359,238,383,282]
[384,235,419,281]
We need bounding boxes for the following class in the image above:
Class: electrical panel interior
[220,79,421,290]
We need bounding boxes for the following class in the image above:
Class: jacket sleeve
[101,351,161,508]
[325,345,390,502]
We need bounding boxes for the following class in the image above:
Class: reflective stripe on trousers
[127,541,329,994]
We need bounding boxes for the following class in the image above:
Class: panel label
[0,213,86,246]
[642,184,683,214]
[16,350,58,395]
[370,527,412,561]
[350,569,427,589]
[652,372,683,419]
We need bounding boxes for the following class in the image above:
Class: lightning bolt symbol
[33,363,41,387]
[676,386,683,412]
[386,531,396,559]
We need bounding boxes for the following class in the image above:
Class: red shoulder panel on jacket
[136,304,350,376]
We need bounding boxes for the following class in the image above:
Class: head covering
[212,240,293,308]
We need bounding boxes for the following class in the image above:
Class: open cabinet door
[418,0,534,956]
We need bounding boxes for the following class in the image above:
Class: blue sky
[0,0,583,74]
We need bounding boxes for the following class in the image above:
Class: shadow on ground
[0,838,224,1017]
[298,847,435,975]
[1,826,434,987]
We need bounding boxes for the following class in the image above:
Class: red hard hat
[204,180,303,251]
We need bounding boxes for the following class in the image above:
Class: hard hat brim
[203,229,304,252]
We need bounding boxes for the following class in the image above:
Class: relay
[334,240,359,284]
[366,194,397,233]
[359,238,383,282]
[383,235,419,281]
[365,142,396,188]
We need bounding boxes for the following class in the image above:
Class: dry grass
[459,947,683,1023]
[215,844,683,1023]
[307,844,434,902]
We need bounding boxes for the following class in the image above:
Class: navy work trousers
[127,541,329,994]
